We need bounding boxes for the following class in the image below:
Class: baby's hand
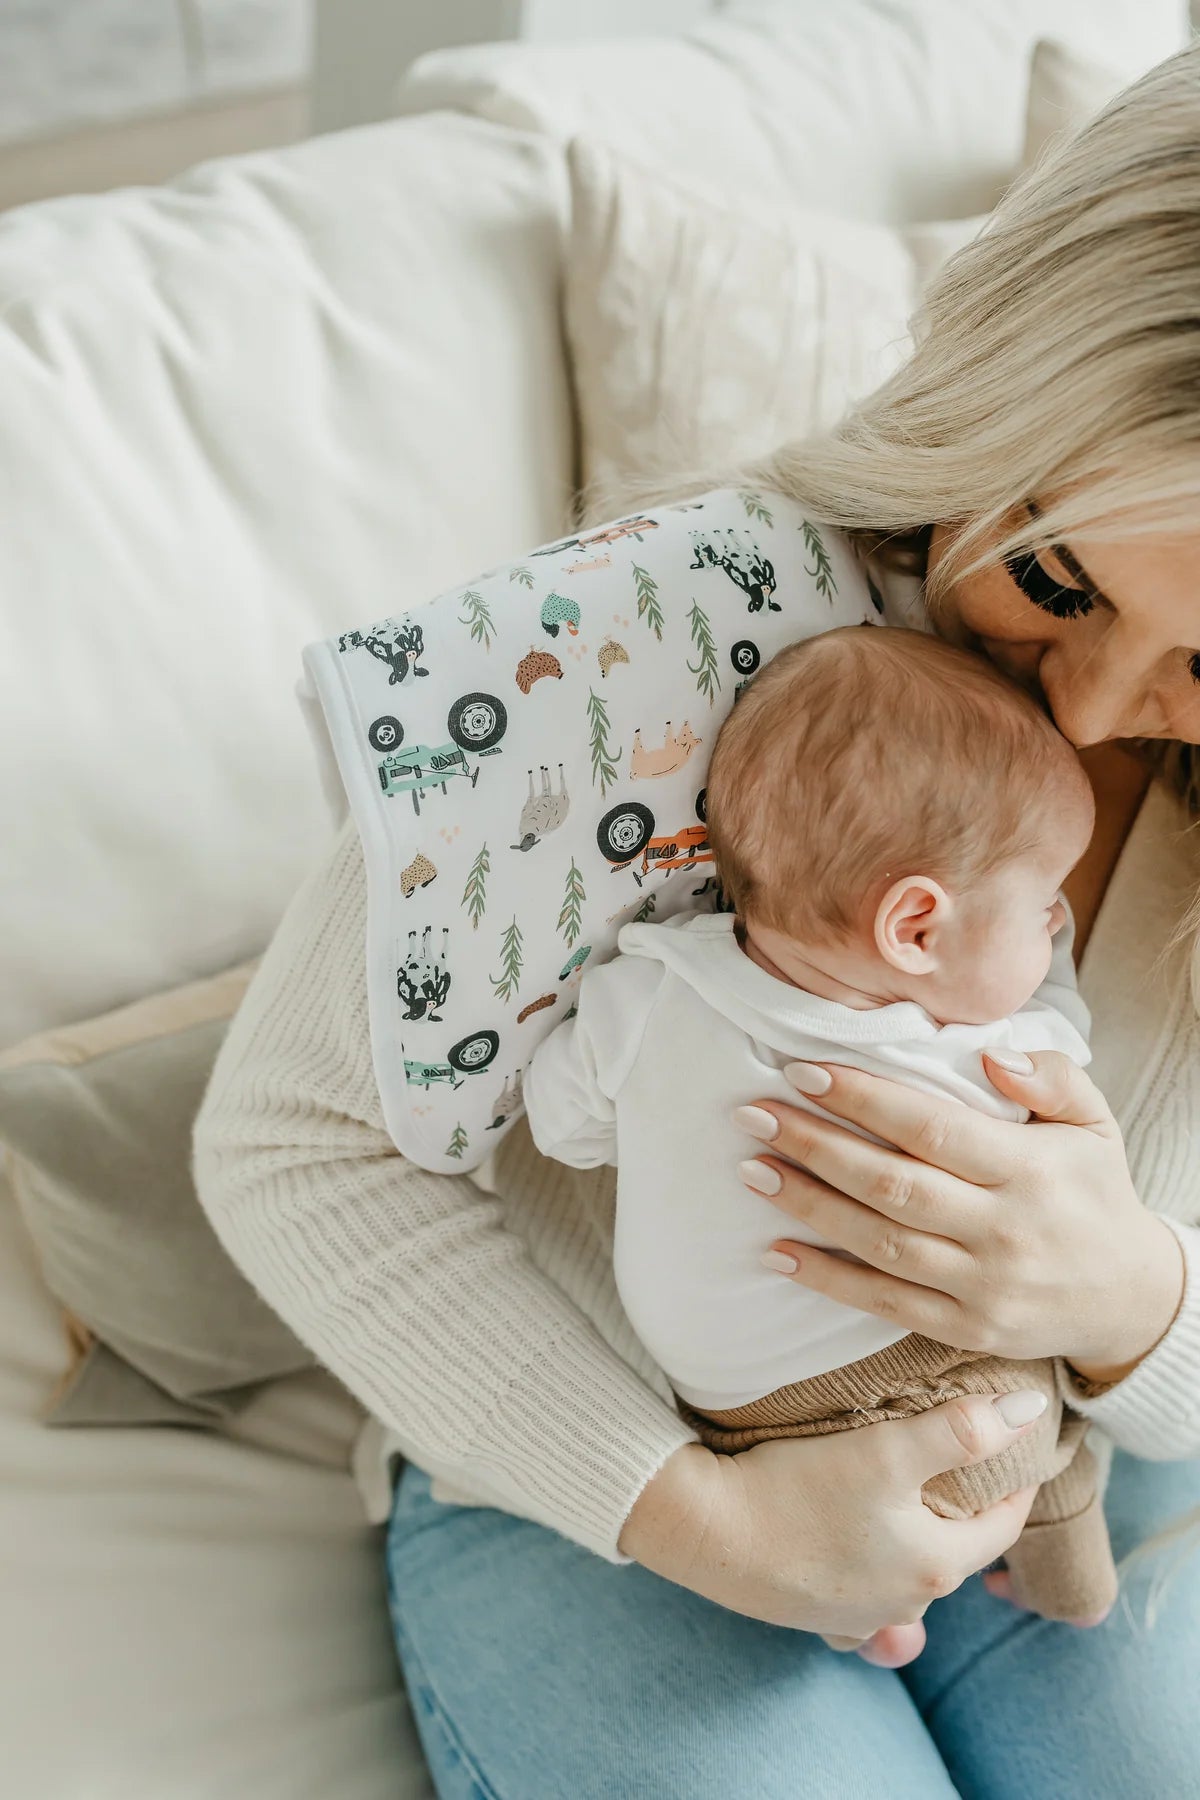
[824,1621,928,1666]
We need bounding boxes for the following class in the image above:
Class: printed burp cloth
[301,488,884,1173]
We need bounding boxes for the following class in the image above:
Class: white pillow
[563,138,982,504]
[0,114,573,1049]
[1023,38,1127,168]
[401,0,1185,226]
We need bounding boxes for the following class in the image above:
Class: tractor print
[512,764,570,851]
[558,944,592,983]
[339,618,430,685]
[397,927,451,1022]
[376,693,508,813]
[485,1069,525,1131]
[689,529,779,613]
[596,803,714,886]
[730,639,761,700]
[530,516,660,558]
[540,592,581,638]
[403,1028,500,1091]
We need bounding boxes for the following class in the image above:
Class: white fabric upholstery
[399,0,1187,225]
[0,1164,432,1798]
[0,113,572,1049]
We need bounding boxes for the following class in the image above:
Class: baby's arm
[523,954,664,1168]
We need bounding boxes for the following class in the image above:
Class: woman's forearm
[193,822,693,1561]
[1062,1218,1200,1458]
[1068,1210,1186,1385]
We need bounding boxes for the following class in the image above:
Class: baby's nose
[1049,899,1068,936]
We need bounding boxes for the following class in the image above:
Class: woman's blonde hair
[605,41,1200,1586]
[609,42,1200,807]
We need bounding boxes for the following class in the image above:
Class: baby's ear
[874,877,950,974]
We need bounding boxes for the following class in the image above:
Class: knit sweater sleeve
[192,822,694,1561]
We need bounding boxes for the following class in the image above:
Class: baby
[523,624,1119,1628]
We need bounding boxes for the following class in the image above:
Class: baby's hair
[706,626,1089,942]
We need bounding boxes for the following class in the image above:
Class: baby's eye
[1004,548,1094,621]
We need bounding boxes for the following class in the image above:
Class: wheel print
[730,640,760,676]
[368,715,404,751]
[597,802,654,864]
[695,788,707,824]
[448,692,508,752]
[448,1028,500,1073]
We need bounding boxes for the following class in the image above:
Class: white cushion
[1024,38,1129,168]
[399,0,1186,226]
[0,113,573,1047]
[563,139,980,503]
[0,1166,431,1798]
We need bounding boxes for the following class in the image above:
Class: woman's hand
[619,1394,1042,1640]
[737,1051,1184,1381]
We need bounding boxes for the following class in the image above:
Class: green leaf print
[801,520,837,601]
[739,490,774,528]
[631,889,658,925]
[564,1002,579,1022]
[461,842,491,930]
[458,588,495,649]
[445,1123,469,1159]
[632,563,664,640]
[490,916,525,1002]
[686,601,721,706]
[509,566,534,589]
[558,858,586,946]
[586,688,623,795]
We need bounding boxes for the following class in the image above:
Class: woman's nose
[1040,644,1150,747]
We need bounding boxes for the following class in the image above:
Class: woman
[195,46,1200,1799]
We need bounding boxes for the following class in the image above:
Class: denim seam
[389,1605,506,1800]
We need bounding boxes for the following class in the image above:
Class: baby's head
[706,627,1094,1025]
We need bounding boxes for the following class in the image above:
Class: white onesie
[523,910,1090,1411]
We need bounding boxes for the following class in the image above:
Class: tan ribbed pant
[680,1334,1118,1624]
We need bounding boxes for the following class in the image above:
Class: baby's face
[934,804,1093,1024]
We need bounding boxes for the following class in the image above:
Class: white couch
[0,5,1187,1794]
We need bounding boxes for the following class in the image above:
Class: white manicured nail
[985,1049,1034,1076]
[761,1249,799,1274]
[733,1105,779,1142]
[784,1061,832,1095]
[993,1391,1048,1428]
[739,1159,782,1195]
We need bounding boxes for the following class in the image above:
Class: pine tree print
[461,842,490,930]
[459,588,495,648]
[632,563,664,640]
[686,601,721,706]
[445,1123,468,1159]
[801,520,837,600]
[631,889,658,925]
[586,688,622,794]
[740,490,774,527]
[509,566,534,589]
[558,858,586,946]
[490,916,524,1002]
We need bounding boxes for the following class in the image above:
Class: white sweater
[193,771,1200,1561]
[522,911,1090,1408]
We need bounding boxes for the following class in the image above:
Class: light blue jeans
[385,1449,1200,1799]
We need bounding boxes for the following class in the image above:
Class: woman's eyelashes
[1189,653,1200,687]
[1004,548,1094,621]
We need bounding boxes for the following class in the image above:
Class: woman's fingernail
[732,1105,780,1143]
[985,1049,1034,1076]
[784,1061,832,1096]
[993,1391,1048,1428]
[739,1158,782,1195]
[761,1249,798,1273]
